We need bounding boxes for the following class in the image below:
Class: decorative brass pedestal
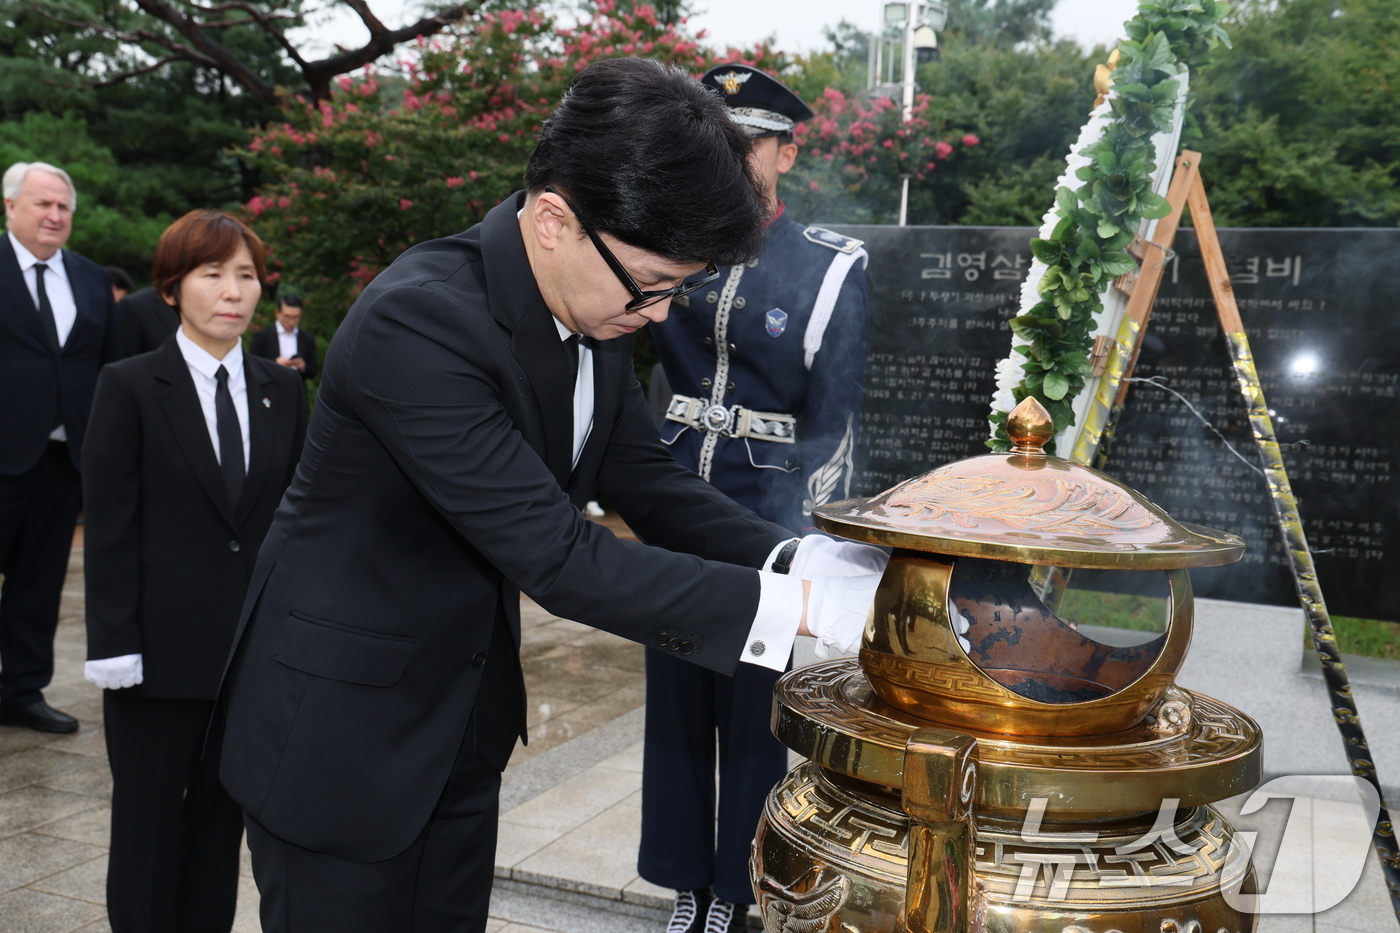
[750,399,1263,933]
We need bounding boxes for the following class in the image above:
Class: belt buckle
[702,404,736,436]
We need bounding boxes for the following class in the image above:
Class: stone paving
[0,540,1394,932]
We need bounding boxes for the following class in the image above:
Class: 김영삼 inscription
[828,225,1400,620]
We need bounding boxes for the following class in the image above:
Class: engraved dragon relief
[871,472,1156,535]
[757,867,849,933]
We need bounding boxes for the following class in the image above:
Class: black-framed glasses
[545,186,720,311]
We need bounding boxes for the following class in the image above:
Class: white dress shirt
[552,315,595,468]
[175,327,251,471]
[10,231,78,441]
[276,321,300,360]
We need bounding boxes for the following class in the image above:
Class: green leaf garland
[988,0,1230,452]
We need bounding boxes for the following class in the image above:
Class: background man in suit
[117,285,179,356]
[105,266,133,303]
[640,64,872,933]
[249,292,318,380]
[217,58,886,933]
[0,161,123,734]
[84,210,307,933]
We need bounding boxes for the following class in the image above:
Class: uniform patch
[802,225,865,254]
[765,307,788,337]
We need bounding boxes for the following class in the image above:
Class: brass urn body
[750,399,1262,933]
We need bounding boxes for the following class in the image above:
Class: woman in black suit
[82,210,307,933]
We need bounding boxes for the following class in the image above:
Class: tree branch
[178,0,307,66]
[301,1,481,96]
[131,0,281,104]
[89,54,182,86]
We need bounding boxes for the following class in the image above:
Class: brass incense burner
[751,398,1262,933]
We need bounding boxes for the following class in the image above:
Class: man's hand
[275,356,306,371]
[796,573,883,658]
[84,654,143,690]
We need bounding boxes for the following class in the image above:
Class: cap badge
[717,71,752,95]
[766,308,788,338]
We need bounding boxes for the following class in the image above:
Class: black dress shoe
[0,700,79,734]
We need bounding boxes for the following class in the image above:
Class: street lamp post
[873,1,949,225]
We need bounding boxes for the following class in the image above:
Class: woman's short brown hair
[152,210,267,306]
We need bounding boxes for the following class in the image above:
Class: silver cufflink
[749,640,766,657]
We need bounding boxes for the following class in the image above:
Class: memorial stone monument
[835,224,1400,621]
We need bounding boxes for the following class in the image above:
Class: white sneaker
[668,889,710,933]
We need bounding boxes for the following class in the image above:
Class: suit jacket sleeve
[116,296,143,360]
[82,365,144,660]
[299,330,319,381]
[98,281,124,364]
[596,370,790,567]
[802,267,869,516]
[248,328,274,360]
[341,285,779,673]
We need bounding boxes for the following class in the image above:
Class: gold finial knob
[1007,397,1054,454]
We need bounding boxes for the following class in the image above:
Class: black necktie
[32,263,62,355]
[567,334,596,378]
[214,365,245,507]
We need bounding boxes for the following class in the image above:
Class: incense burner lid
[813,398,1244,570]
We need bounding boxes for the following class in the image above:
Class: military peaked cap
[700,63,815,138]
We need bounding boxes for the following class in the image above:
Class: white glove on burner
[789,534,889,580]
[805,573,883,659]
[84,654,144,690]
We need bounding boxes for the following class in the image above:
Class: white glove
[789,534,889,579]
[84,654,144,690]
[805,573,883,659]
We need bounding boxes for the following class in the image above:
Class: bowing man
[215,58,887,933]
[82,211,307,933]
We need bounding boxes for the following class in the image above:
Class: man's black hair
[105,266,134,292]
[279,292,302,308]
[525,57,767,266]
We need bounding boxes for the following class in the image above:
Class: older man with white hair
[1,161,124,733]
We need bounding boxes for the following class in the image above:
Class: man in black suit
[249,292,318,380]
[0,161,124,733]
[117,286,180,356]
[217,59,885,932]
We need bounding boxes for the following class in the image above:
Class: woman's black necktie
[214,365,244,507]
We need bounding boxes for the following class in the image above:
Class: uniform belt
[665,394,796,444]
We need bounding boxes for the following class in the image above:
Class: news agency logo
[1005,775,1380,915]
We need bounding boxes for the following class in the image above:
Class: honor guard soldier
[638,64,871,932]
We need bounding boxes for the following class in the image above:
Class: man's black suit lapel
[479,193,576,487]
[238,359,276,523]
[0,236,54,355]
[152,338,240,531]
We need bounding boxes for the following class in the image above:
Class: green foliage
[1190,0,1400,226]
[942,0,1056,47]
[0,111,170,273]
[0,0,297,275]
[237,4,786,335]
[988,0,1230,451]
[780,91,982,226]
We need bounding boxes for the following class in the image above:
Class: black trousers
[0,441,80,707]
[246,726,501,933]
[104,690,245,933]
[638,646,790,904]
